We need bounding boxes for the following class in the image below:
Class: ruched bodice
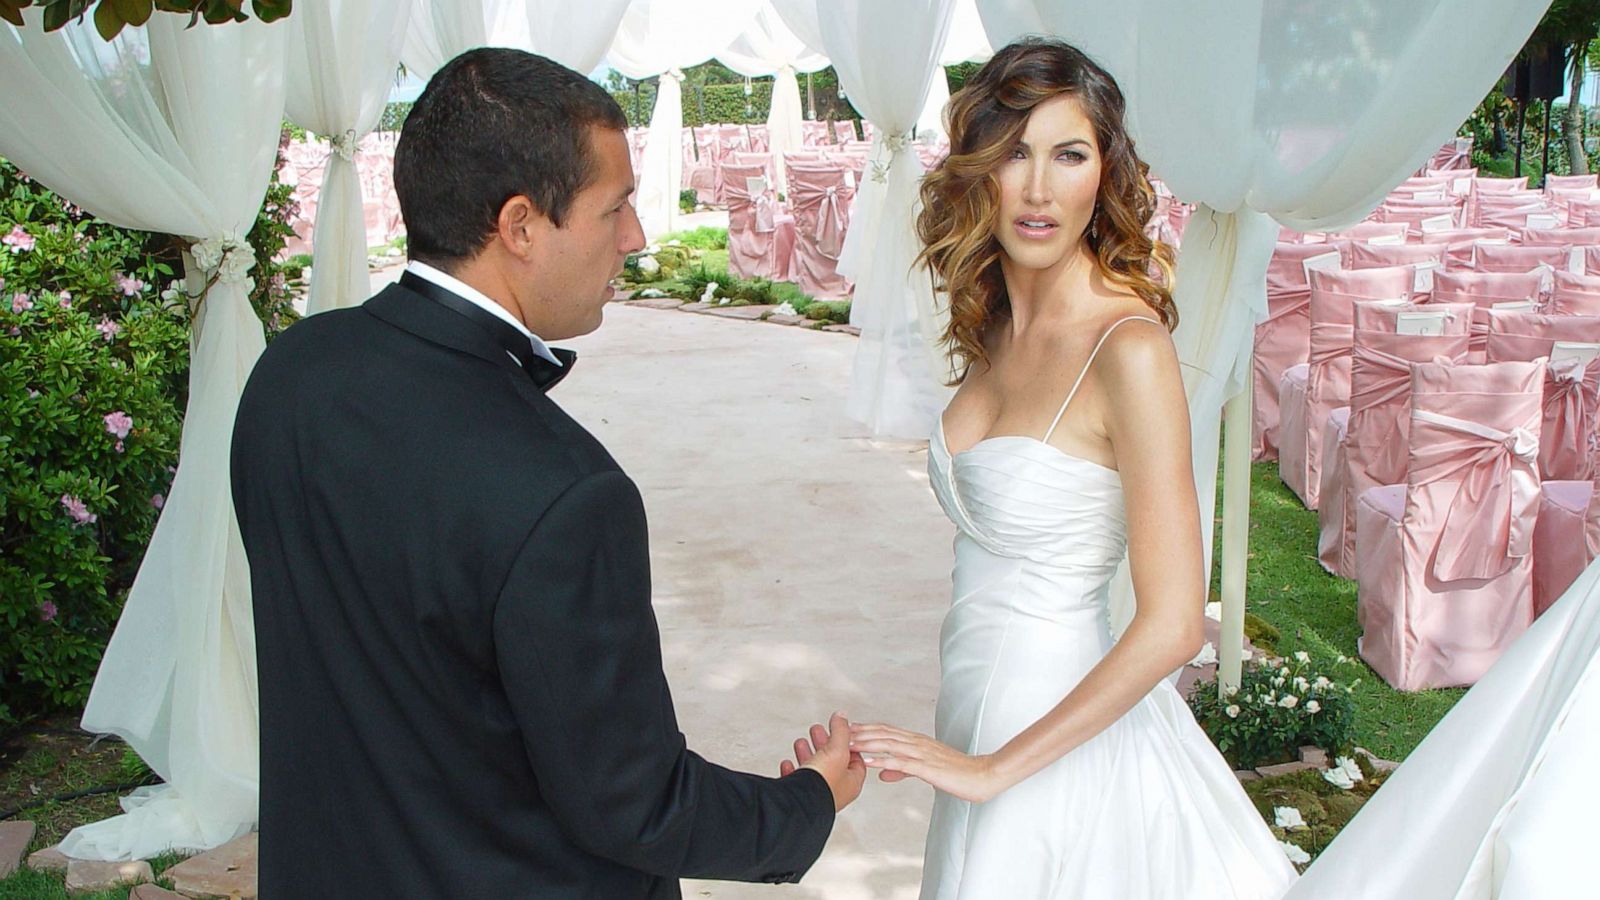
[930,423,1127,579]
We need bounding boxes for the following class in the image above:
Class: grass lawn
[1210,460,1465,761]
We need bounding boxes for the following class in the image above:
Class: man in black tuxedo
[231,48,863,899]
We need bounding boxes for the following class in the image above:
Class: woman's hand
[848,722,1005,803]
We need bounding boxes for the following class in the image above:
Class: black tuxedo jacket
[231,278,834,899]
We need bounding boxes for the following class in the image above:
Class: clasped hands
[780,714,1005,808]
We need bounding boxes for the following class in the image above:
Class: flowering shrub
[1186,651,1361,770]
[0,148,297,730]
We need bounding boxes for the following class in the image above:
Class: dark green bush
[1187,653,1360,770]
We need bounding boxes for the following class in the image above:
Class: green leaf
[111,0,150,26]
[41,0,76,30]
[91,0,122,39]
[0,1,28,28]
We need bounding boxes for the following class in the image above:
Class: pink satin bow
[1410,409,1541,582]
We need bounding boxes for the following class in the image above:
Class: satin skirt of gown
[922,427,1298,900]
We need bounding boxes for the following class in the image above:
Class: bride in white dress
[846,38,1298,899]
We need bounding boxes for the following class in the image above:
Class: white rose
[1294,677,1310,693]
[1204,601,1223,621]
[1294,651,1311,664]
[635,255,660,274]
[1335,756,1363,783]
[1305,700,1321,714]
[190,238,223,271]
[1279,841,1311,865]
[1274,806,1307,830]
[1314,676,1331,689]
[1279,695,1299,709]
[1187,641,1217,668]
[1225,704,1240,718]
[1272,676,1285,688]
[772,302,798,317]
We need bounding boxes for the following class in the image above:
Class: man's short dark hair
[393,48,628,268]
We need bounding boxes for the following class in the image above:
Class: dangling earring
[1089,208,1099,241]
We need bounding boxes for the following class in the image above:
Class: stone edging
[612,295,861,336]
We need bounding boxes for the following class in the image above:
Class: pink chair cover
[1427,137,1474,171]
[1356,357,1546,690]
[1476,176,1532,193]
[1347,241,1444,297]
[1381,205,1462,231]
[1533,480,1597,615]
[1330,221,1409,242]
[1431,268,1544,360]
[1551,270,1600,315]
[1253,243,1345,460]
[1317,301,1473,576]
[1520,226,1600,246]
[785,163,855,297]
[1280,266,1413,508]
[1470,242,1568,273]
[832,120,857,143]
[801,121,829,146]
[1545,174,1599,193]
[1484,310,1600,481]
[1569,198,1600,228]
[721,162,787,282]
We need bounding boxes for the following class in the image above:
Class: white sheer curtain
[607,0,763,238]
[0,11,287,859]
[287,0,411,314]
[401,0,492,80]
[814,0,958,438]
[716,2,829,194]
[973,1,1551,637]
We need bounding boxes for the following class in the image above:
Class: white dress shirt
[405,260,563,368]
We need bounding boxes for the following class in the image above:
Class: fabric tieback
[1410,408,1541,582]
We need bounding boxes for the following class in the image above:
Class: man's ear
[497,195,544,262]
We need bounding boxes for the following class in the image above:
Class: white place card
[745,175,769,196]
[1301,251,1343,281]
[1526,213,1562,230]
[1570,246,1585,274]
[1396,310,1449,336]
[1492,300,1537,312]
[1551,341,1600,366]
[1369,233,1407,245]
[1410,190,1447,202]
[1420,214,1457,233]
[1451,178,1473,196]
[1412,260,1441,294]
[843,169,856,190]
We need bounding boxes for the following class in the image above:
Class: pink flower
[3,224,34,253]
[57,290,71,309]
[59,494,96,526]
[151,493,165,510]
[38,601,57,623]
[113,273,144,297]
[103,411,133,440]
[96,317,122,341]
[7,326,18,337]
[11,292,32,313]
[114,439,125,453]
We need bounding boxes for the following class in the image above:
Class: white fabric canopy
[406,0,631,83]
[0,11,287,860]
[817,0,959,438]
[967,1,1552,641]
[608,0,764,237]
[717,2,830,193]
[1288,558,1600,899]
[286,0,411,315]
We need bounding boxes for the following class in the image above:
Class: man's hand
[778,712,866,812]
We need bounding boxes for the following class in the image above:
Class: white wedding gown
[920,316,1298,899]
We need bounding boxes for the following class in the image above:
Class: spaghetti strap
[1041,316,1162,444]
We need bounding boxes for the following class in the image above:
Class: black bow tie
[400,270,575,392]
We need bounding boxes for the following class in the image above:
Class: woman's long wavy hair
[917,38,1177,383]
